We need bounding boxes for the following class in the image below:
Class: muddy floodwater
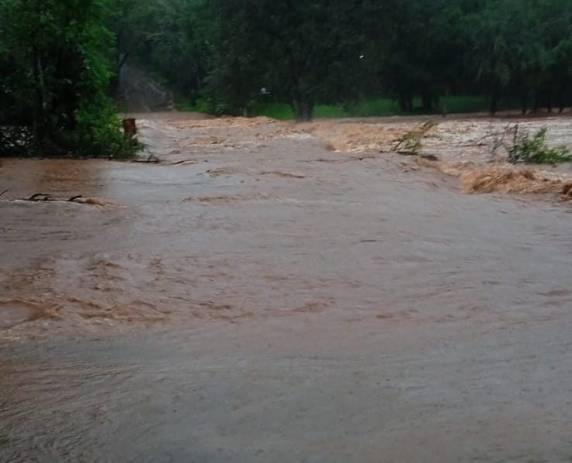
[1,113,572,462]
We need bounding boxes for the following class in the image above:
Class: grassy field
[177,96,491,120]
[251,96,490,120]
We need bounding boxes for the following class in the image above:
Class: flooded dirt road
[1,114,572,462]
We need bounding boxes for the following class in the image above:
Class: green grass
[346,98,401,117]
[249,102,293,120]
[176,95,492,120]
[175,100,196,112]
[441,95,489,114]
[314,104,348,118]
[250,95,490,120]
[248,100,398,119]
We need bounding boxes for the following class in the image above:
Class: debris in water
[132,154,160,164]
[1,193,119,208]
[562,182,572,200]
[261,171,306,179]
[393,121,438,155]
[460,167,563,195]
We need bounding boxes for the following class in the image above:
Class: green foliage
[462,0,572,113]
[0,0,136,157]
[249,103,294,120]
[3,0,572,136]
[398,134,423,155]
[174,0,572,119]
[442,96,490,114]
[73,103,139,158]
[247,103,346,120]
[508,128,572,164]
[230,96,491,120]
[393,121,438,154]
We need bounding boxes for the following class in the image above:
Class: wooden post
[122,118,137,140]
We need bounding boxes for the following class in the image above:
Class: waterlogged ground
[1,113,572,462]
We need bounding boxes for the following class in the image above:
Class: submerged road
[1,114,572,462]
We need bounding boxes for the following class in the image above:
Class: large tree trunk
[398,93,413,112]
[557,83,566,113]
[292,97,314,122]
[31,51,68,155]
[533,90,541,113]
[520,90,528,115]
[111,52,130,98]
[421,90,434,112]
[489,85,500,115]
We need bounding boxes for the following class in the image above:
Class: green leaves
[0,0,135,157]
[509,127,572,164]
[206,0,380,119]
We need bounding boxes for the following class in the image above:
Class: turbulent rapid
[1,113,572,462]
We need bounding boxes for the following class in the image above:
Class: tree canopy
[0,0,137,156]
[115,0,572,120]
[1,0,572,154]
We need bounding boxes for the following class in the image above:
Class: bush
[508,128,572,164]
[0,0,140,158]
[393,121,438,155]
[71,102,139,158]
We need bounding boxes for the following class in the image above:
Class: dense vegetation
[1,0,572,155]
[0,0,136,156]
[115,0,572,121]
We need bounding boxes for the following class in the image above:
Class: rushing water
[1,114,572,462]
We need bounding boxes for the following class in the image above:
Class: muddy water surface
[1,114,572,462]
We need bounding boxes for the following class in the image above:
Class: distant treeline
[115,0,572,120]
[1,0,571,155]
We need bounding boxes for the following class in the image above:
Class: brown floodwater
[1,113,572,462]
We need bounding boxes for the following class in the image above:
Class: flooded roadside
[1,113,572,461]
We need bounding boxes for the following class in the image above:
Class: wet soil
[1,113,572,462]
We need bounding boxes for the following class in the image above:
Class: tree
[208,0,379,121]
[110,0,211,102]
[461,0,572,114]
[0,0,135,157]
